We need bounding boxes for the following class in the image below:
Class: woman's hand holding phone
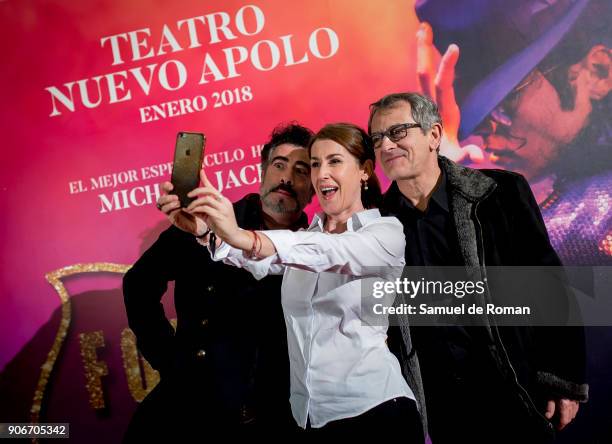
[186,171,251,251]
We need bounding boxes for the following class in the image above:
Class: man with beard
[122,123,313,441]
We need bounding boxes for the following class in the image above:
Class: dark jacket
[123,194,306,429]
[382,156,588,441]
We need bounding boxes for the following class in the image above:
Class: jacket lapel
[439,156,497,267]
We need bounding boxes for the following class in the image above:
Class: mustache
[270,182,297,197]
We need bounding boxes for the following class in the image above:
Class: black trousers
[420,343,556,444]
[123,376,297,442]
[303,397,424,441]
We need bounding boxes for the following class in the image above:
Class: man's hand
[416,22,483,163]
[156,181,209,236]
[544,399,580,430]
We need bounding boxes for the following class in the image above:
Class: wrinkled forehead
[269,143,310,163]
[370,102,414,132]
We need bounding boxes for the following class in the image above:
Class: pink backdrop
[2,1,610,442]
[0,0,419,370]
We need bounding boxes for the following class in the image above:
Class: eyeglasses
[370,123,422,149]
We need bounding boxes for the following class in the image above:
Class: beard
[260,183,302,215]
[261,193,300,214]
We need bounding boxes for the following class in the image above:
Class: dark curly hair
[260,122,313,171]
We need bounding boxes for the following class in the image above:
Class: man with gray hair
[371,92,587,443]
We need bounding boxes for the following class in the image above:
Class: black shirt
[382,168,463,267]
[381,168,491,410]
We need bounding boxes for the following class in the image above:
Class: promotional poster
[1,0,610,442]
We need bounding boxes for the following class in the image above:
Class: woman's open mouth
[319,186,338,200]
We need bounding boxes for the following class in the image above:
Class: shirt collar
[390,167,449,213]
[431,167,450,212]
[309,208,381,232]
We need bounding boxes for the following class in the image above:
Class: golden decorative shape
[79,331,108,409]
[30,263,131,436]
[120,328,161,402]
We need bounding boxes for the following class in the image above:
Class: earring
[362,179,368,191]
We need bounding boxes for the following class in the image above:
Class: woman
[184,123,423,438]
